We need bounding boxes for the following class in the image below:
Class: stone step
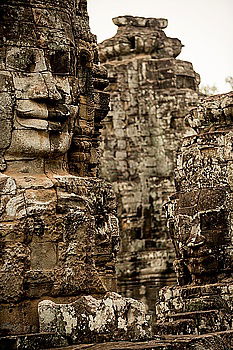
[153,318,197,336]
[184,295,231,312]
[154,309,232,335]
[0,333,68,350]
[43,330,233,350]
[2,330,233,350]
[157,283,232,316]
[170,309,232,333]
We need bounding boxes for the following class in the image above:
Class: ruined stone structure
[154,91,233,346]
[0,1,150,347]
[38,92,233,350]
[99,16,200,311]
[1,1,232,348]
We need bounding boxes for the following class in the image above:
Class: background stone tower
[99,16,200,311]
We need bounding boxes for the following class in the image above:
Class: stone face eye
[78,49,91,68]
[49,50,71,74]
[6,48,36,72]
[128,36,136,49]
[24,53,36,72]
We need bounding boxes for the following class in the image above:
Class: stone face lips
[38,292,151,343]
[99,16,200,311]
[0,0,118,336]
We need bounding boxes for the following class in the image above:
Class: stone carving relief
[166,92,233,286]
[99,16,183,63]
[154,92,233,342]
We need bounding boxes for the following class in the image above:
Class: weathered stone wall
[1,2,232,348]
[98,16,200,311]
[154,91,233,340]
[0,0,119,336]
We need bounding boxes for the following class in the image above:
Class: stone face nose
[28,72,63,102]
[27,77,50,101]
[26,51,63,102]
[44,72,63,101]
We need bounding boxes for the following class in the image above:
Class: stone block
[38,292,151,344]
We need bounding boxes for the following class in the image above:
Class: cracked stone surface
[98,16,200,312]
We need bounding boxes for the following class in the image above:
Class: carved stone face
[0,7,94,165]
[167,116,233,285]
[4,46,78,159]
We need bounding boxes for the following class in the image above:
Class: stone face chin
[5,129,72,158]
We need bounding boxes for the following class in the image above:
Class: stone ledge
[1,330,232,349]
[42,330,233,350]
[0,332,68,350]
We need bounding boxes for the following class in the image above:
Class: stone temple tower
[99,16,200,311]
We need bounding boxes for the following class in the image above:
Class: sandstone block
[38,292,151,343]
